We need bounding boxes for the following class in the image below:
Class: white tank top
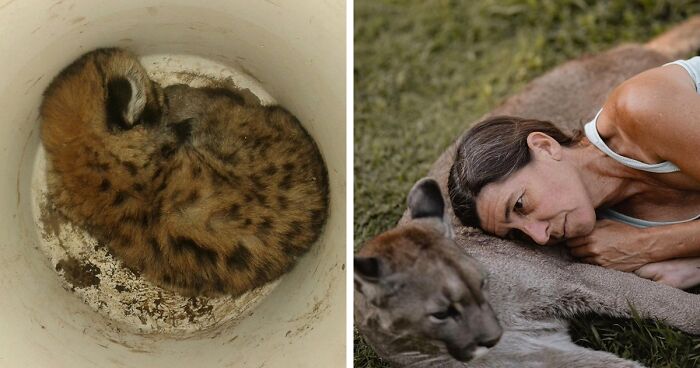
[583,56,700,228]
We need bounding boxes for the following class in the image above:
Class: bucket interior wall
[0,0,345,366]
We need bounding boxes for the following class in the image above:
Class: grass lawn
[354,1,700,367]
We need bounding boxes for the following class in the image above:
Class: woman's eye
[514,194,524,212]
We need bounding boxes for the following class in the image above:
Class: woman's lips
[562,214,568,239]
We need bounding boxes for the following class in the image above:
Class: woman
[448,57,700,290]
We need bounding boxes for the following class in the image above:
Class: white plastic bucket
[0,0,346,366]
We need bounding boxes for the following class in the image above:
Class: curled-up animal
[41,48,329,297]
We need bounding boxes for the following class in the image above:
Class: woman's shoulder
[592,63,698,165]
[595,62,700,183]
[610,64,696,135]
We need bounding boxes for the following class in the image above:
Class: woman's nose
[522,220,549,245]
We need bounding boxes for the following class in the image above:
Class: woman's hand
[565,219,655,272]
[634,258,700,290]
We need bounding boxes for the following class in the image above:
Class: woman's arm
[566,218,700,271]
[640,219,700,260]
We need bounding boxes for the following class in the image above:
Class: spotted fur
[40,48,329,297]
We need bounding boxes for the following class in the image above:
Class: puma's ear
[407,177,453,238]
[354,256,382,283]
[354,256,395,305]
[408,178,444,219]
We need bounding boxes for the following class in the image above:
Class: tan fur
[40,48,329,297]
[359,224,484,299]
[357,16,700,368]
[355,180,502,364]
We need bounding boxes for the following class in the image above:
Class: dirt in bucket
[55,256,101,289]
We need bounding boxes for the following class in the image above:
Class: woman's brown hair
[448,116,582,228]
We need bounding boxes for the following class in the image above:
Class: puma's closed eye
[430,305,459,321]
[431,310,450,320]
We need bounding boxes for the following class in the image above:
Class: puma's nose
[480,335,501,348]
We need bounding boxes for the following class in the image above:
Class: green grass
[569,308,700,368]
[354,0,700,367]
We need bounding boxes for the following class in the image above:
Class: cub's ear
[105,75,147,131]
[407,177,453,238]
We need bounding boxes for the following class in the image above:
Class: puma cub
[41,48,329,297]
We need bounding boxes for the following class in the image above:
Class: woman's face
[474,133,597,245]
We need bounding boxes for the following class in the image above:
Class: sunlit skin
[475,63,700,289]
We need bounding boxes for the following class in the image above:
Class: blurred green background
[354,0,700,367]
